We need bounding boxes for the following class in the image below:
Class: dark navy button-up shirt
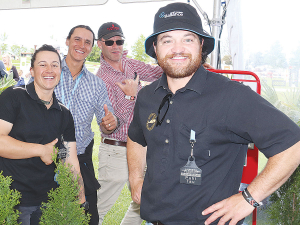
[129,66,300,225]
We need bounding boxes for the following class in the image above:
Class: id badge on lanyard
[180,130,202,185]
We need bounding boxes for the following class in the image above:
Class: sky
[1,0,299,65]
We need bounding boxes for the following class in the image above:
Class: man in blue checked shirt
[54,25,118,225]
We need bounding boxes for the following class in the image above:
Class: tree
[0,32,9,54]
[264,40,287,68]
[247,51,265,68]
[131,34,152,63]
[86,45,101,62]
[289,42,300,69]
[11,45,28,57]
[222,55,232,65]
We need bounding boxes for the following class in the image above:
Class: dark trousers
[78,139,101,225]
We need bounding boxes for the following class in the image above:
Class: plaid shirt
[55,58,113,154]
[96,51,163,142]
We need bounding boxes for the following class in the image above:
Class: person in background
[0,60,6,78]
[2,53,19,81]
[127,2,300,225]
[15,69,26,86]
[0,44,86,225]
[95,22,163,225]
[54,25,118,225]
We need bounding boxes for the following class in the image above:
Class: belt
[103,139,127,147]
[152,222,164,225]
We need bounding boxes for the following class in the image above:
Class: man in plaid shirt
[95,22,163,225]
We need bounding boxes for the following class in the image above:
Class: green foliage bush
[0,171,21,225]
[39,153,90,225]
[0,72,17,95]
[267,166,300,225]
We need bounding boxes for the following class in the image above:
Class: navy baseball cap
[97,22,125,40]
[145,2,215,58]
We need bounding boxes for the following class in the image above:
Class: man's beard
[157,51,202,79]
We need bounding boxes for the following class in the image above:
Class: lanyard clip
[190,130,196,156]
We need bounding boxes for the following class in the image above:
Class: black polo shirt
[128,66,300,225]
[0,82,75,206]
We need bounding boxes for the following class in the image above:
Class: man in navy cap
[127,2,300,225]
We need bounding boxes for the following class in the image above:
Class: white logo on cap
[159,11,183,19]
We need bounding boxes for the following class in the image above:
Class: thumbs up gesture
[100,104,118,134]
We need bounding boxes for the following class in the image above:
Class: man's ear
[97,40,103,50]
[153,42,157,54]
[66,38,70,47]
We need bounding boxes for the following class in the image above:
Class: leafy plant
[39,150,90,225]
[267,166,300,224]
[0,171,21,225]
[0,71,17,95]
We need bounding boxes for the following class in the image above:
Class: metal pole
[210,0,221,68]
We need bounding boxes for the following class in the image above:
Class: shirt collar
[25,81,62,111]
[154,65,208,95]
[61,57,88,77]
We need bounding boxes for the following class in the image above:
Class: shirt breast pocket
[177,123,211,167]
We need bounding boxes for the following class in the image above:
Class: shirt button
[170,100,173,104]
[165,139,169,144]
[166,119,170,124]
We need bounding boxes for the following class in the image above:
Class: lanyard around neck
[60,70,83,109]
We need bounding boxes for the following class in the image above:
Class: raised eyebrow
[184,33,198,38]
[51,61,60,64]
[158,35,172,42]
[37,61,47,64]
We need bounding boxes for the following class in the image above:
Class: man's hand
[116,74,140,96]
[202,192,254,225]
[100,104,117,134]
[40,138,58,165]
[130,177,144,205]
[203,63,214,70]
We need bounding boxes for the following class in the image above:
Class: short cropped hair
[31,44,61,68]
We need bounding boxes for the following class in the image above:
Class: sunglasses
[156,93,172,126]
[101,40,125,46]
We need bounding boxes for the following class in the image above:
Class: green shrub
[0,171,21,225]
[39,152,90,225]
[267,166,300,225]
[0,72,16,95]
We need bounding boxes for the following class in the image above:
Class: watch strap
[125,95,136,101]
[242,188,261,208]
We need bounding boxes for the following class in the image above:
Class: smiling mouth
[75,49,85,54]
[171,56,187,60]
[44,76,54,80]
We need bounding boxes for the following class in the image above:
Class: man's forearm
[127,136,147,204]
[127,137,147,183]
[0,134,42,159]
[247,140,300,202]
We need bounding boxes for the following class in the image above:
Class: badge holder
[180,130,202,185]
